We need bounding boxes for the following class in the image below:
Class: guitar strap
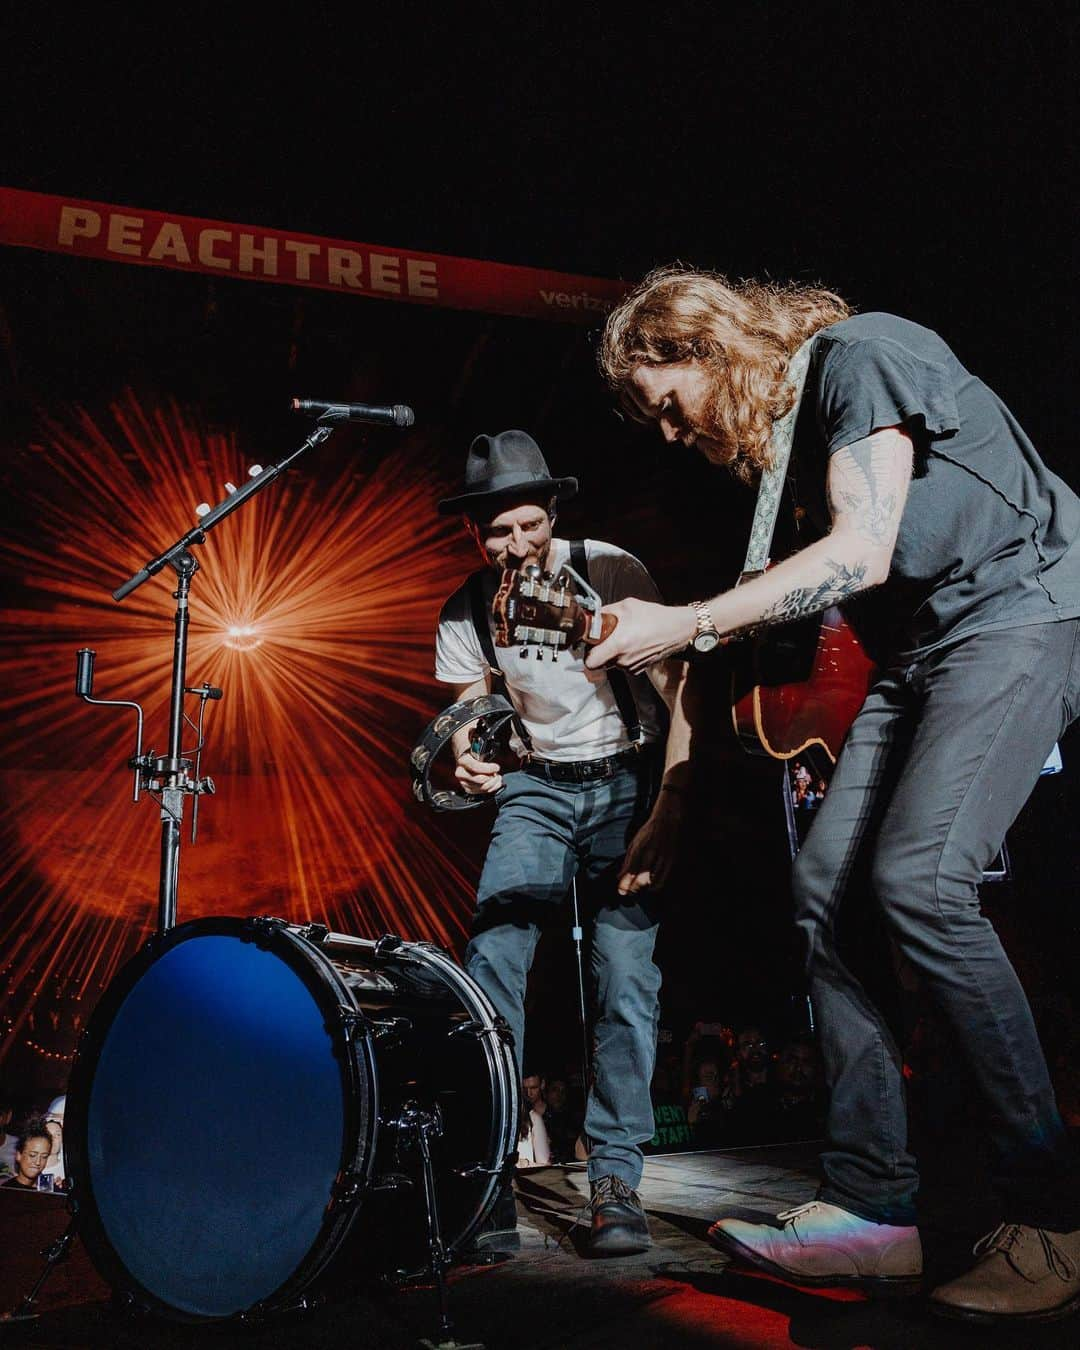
[740,336,817,580]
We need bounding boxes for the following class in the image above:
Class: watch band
[689,599,717,635]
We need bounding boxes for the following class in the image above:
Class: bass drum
[65,916,519,1322]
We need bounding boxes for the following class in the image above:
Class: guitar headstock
[492,563,616,656]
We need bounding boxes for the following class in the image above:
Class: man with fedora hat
[434,429,696,1258]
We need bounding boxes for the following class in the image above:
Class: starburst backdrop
[0,389,488,1079]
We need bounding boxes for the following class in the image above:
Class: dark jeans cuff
[817,1184,918,1228]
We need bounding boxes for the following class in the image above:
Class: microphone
[291,398,415,428]
[185,684,224,700]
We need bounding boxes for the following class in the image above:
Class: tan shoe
[707,1200,922,1295]
[929,1223,1080,1323]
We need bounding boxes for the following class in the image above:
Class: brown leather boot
[929,1222,1080,1323]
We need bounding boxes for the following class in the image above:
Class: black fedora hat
[438,430,578,517]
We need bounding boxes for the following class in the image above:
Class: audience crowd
[0,1089,67,1192]
[6,990,1078,1184]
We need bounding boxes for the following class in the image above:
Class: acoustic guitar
[491,565,876,761]
[729,605,876,762]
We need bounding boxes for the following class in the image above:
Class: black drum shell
[64,916,518,1322]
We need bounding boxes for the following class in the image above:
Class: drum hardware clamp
[330,1171,370,1206]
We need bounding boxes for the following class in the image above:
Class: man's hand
[617,795,683,895]
[454,750,503,795]
[585,597,698,674]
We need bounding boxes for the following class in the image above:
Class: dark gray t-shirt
[790,313,1080,660]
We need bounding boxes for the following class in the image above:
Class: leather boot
[929,1222,1080,1323]
[707,1200,922,1294]
[587,1174,652,1256]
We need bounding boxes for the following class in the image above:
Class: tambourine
[409,693,520,812]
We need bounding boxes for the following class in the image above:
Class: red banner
[0,187,629,324]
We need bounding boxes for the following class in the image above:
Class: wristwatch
[688,600,721,654]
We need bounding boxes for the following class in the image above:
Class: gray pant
[464,759,661,1189]
[793,618,1080,1228]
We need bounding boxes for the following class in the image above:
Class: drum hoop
[65,915,378,1322]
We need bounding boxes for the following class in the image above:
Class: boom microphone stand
[80,418,338,939]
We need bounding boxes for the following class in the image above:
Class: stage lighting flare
[223,623,263,651]
[0,390,485,1052]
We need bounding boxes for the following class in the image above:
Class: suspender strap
[468,570,501,672]
[467,571,533,751]
[569,540,642,746]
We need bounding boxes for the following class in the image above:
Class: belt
[522,744,647,784]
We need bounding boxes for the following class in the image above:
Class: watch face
[693,630,720,653]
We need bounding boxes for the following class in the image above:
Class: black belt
[522,744,648,784]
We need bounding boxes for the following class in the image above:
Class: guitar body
[730,606,877,762]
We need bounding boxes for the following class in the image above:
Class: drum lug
[448,1015,513,1046]
[337,1008,367,1042]
[369,1015,412,1044]
[370,1169,415,1193]
[446,1019,496,1042]
[297,922,329,944]
[373,933,404,959]
[242,915,288,945]
[453,1163,504,1179]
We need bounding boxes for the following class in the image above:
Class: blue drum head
[75,924,358,1318]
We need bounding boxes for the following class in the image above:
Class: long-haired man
[590,267,1080,1323]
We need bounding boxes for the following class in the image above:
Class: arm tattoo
[828,432,906,544]
[726,558,870,640]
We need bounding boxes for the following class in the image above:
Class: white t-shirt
[516,1110,552,1167]
[435,539,664,761]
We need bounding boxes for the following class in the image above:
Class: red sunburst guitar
[728,604,877,762]
[491,565,877,762]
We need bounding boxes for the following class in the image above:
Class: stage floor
[4,1142,1076,1348]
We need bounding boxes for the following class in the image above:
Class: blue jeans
[464,758,661,1189]
[793,619,1080,1228]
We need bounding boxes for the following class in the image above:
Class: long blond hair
[598,266,852,481]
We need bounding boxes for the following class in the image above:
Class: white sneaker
[708,1200,923,1294]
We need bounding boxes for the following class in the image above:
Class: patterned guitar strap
[740,336,817,581]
